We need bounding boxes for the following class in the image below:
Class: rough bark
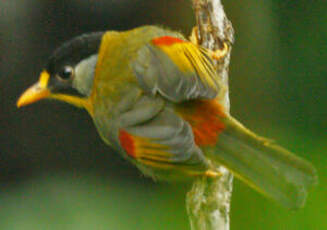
[186,1,234,230]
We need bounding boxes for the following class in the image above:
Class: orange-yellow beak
[17,71,51,108]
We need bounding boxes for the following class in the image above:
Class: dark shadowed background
[1,1,326,229]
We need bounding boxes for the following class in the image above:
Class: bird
[17,25,317,209]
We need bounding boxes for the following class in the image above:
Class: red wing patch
[177,100,226,146]
[152,36,186,46]
[118,129,173,162]
[119,130,135,157]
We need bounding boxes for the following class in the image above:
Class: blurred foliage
[0,0,326,229]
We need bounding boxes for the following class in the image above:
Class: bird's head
[17,32,104,114]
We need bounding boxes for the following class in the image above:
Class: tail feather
[206,115,318,209]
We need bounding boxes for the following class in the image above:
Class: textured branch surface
[186,1,234,230]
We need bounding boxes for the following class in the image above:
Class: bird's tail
[206,115,318,209]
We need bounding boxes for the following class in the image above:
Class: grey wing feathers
[131,42,222,102]
[117,93,209,172]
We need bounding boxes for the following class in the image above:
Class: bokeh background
[1,0,326,229]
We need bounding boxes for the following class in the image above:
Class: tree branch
[186,1,234,230]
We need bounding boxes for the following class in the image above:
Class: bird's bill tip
[17,71,50,108]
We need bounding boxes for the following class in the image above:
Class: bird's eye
[59,66,74,80]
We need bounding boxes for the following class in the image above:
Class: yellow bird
[17,26,317,209]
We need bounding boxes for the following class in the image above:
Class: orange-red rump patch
[177,100,226,146]
[119,130,135,157]
[152,36,186,46]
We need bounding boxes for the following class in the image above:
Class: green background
[1,0,326,229]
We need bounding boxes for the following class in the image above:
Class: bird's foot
[204,169,222,178]
[189,26,200,45]
[209,42,229,61]
[189,26,229,61]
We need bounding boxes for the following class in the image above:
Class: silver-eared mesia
[17,26,317,209]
